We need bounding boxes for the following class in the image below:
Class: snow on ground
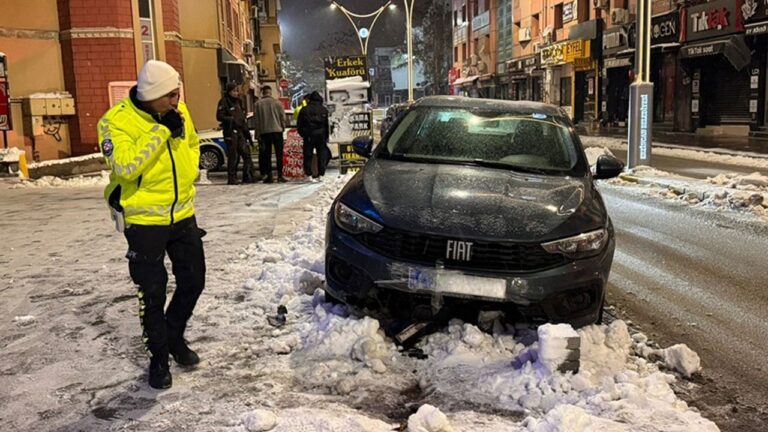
[11,170,110,188]
[0,147,25,163]
[581,140,768,222]
[27,152,104,168]
[0,173,721,431]
[580,136,768,170]
[196,176,719,432]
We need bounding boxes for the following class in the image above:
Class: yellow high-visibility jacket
[98,96,200,226]
[293,99,307,122]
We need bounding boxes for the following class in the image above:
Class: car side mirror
[593,154,624,179]
[352,136,374,158]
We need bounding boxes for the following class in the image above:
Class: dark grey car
[325,96,624,328]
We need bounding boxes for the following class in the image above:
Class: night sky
[279,0,426,61]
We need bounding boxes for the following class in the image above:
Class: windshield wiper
[469,159,551,175]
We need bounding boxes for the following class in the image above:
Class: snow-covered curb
[11,171,110,188]
[211,174,718,432]
[27,152,104,169]
[581,136,768,170]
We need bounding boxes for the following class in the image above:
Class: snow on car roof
[414,96,564,117]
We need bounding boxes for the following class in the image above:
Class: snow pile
[537,324,579,374]
[13,315,36,327]
[12,171,110,188]
[27,91,73,99]
[584,146,614,166]
[197,168,212,185]
[581,135,768,170]
[242,409,278,431]
[661,344,702,378]
[407,404,455,432]
[605,166,768,220]
[27,152,104,168]
[411,320,717,431]
[708,172,768,190]
[235,408,393,432]
[0,147,24,163]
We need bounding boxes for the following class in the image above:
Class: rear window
[385,107,580,172]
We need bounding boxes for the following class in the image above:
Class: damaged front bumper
[325,218,615,328]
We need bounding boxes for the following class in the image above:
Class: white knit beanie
[137,60,181,102]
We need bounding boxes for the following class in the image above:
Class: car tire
[596,299,605,325]
[200,147,223,171]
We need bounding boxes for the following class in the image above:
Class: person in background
[253,85,286,183]
[216,82,255,185]
[297,91,330,182]
[292,93,310,122]
[97,60,206,390]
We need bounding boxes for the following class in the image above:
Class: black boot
[148,354,172,389]
[170,339,200,366]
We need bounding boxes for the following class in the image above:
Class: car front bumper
[325,217,615,328]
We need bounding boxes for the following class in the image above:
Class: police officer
[98,60,206,390]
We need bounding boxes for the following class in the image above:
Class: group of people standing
[217,84,330,185]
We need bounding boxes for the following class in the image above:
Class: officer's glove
[160,109,185,138]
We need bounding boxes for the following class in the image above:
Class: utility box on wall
[22,94,76,117]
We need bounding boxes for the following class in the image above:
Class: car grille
[360,228,567,273]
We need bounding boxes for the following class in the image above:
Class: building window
[532,14,540,38]
[454,46,459,63]
[554,4,564,30]
[473,0,479,17]
[454,10,459,25]
[138,0,156,64]
[462,5,467,23]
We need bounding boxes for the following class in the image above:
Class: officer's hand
[160,109,185,138]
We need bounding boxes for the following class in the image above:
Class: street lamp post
[626,0,653,168]
[403,0,416,103]
[330,1,393,56]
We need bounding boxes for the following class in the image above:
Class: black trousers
[124,216,206,360]
[302,134,329,177]
[259,132,284,179]
[226,132,254,182]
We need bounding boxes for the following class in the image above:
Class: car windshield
[382,106,580,173]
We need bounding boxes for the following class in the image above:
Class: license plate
[408,268,507,299]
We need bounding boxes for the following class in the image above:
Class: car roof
[412,96,566,118]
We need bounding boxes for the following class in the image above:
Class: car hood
[344,158,606,242]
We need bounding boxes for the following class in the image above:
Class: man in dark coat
[297,91,330,180]
[216,82,255,185]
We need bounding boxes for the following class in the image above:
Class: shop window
[560,77,572,106]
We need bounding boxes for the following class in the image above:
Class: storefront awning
[651,42,681,51]
[453,75,479,86]
[746,21,768,36]
[680,35,751,71]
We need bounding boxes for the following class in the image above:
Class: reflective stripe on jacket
[98,95,200,226]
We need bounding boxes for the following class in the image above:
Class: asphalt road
[601,185,768,431]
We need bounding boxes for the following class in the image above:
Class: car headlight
[541,228,608,259]
[334,202,383,235]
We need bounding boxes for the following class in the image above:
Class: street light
[627,0,653,168]
[402,0,415,103]
[329,0,393,56]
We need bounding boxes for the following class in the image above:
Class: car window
[384,107,579,172]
